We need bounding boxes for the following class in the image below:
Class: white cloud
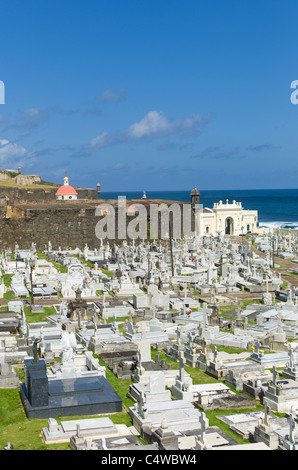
[0,139,34,166]
[89,110,209,149]
[89,132,112,148]
[126,111,173,139]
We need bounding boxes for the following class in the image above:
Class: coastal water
[100,188,298,230]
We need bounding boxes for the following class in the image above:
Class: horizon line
[99,187,298,193]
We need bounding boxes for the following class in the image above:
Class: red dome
[56,185,77,195]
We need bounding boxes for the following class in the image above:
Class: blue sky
[0,0,297,191]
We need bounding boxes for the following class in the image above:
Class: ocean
[99,188,298,230]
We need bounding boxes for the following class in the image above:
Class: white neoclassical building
[198,199,262,236]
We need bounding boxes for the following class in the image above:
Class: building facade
[190,188,262,236]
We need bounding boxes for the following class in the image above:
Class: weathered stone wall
[0,200,193,250]
[0,186,99,204]
[15,175,42,186]
[0,205,100,250]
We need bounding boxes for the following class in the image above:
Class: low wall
[0,200,192,250]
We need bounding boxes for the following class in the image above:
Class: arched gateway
[225,217,234,235]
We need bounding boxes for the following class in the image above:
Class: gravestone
[20,338,122,418]
[0,362,19,388]
[151,418,179,450]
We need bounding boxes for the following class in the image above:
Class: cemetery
[2,228,298,450]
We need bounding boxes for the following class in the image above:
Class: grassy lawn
[106,316,129,334]
[240,299,263,309]
[0,341,267,449]
[205,404,264,445]
[184,365,222,385]
[211,345,248,355]
[220,305,236,315]
[3,291,16,300]
[0,388,69,450]
[2,274,13,288]
[106,316,129,324]
[74,254,114,278]
[151,347,179,370]
[286,271,298,278]
[36,252,67,273]
[24,305,56,323]
[0,386,134,450]
[93,354,135,411]
[0,351,134,450]
[101,268,114,278]
[0,180,57,189]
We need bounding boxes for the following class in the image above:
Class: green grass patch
[0,388,69,450]
[286,271,298,278]
[93,354,135,410]
[151,348,179,370]
[36,251,67,273]
[101,268,113,278]
[2,274,13,288]
[0,386,134,450]
[240,299,263,309]
[211,345,248,355]
[205,405,263,445]
[3,291,16,300]
[74,255,114,278]
[220,306,235,315]
[24,305,56,323]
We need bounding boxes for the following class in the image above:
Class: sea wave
[259,221,298,230]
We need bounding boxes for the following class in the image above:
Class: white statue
[60,332,77,365]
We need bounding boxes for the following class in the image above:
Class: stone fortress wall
[0,186,99,204]
[0,199,190,250]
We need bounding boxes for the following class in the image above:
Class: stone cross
[92,317,98,340]
[255,339,262,355]
[288,408,296,445]
[263,400,271,427]
[139,322,147,340]
[213,346,218,362]
[199,412,209,446]
[176,326,181,345]
[77,308,82,329]
[99,438,108,450]
[112,313,117,331]
[76,423,81,438]
[21,306,27,337]
[179,351,185,382]
[200,411,208,435]
[202,302,208,328]
[152,306,156,320]
[272,366,278,387]
[288,345,295,369]
[32,338,41,363]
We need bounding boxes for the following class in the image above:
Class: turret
[190,186,200,208]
